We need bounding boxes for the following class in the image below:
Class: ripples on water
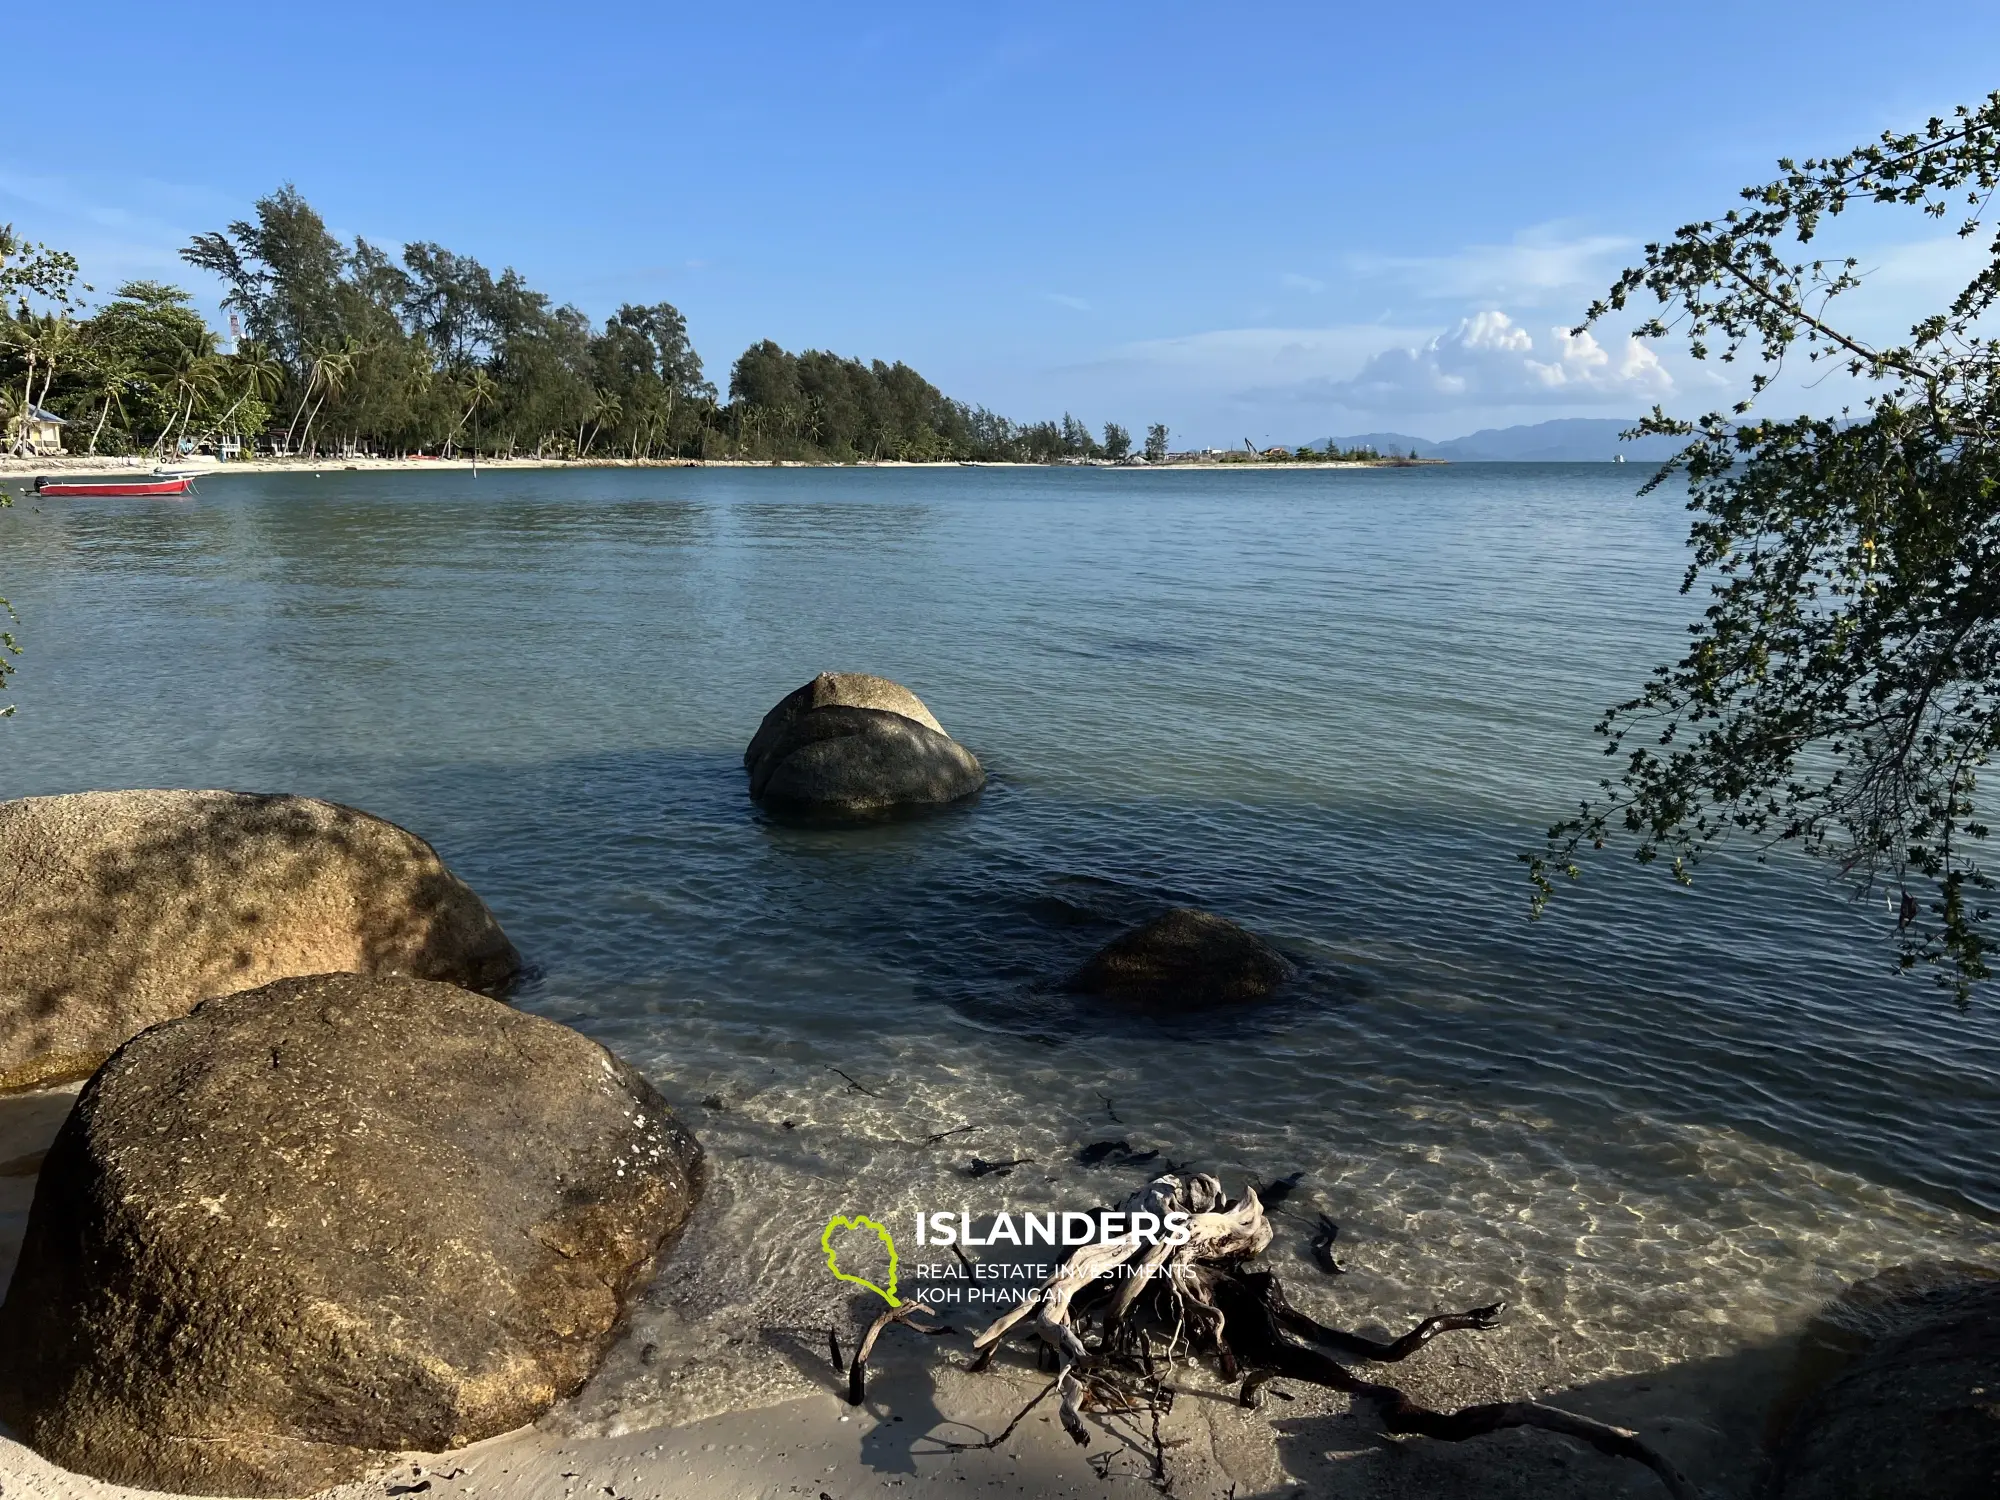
[3,463,1994,1426]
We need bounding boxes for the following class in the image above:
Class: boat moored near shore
[30,473,193,498]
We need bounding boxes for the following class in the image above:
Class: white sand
[0,455,1394,479]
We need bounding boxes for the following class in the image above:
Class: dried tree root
[845,1300,949,1405]
[1214,1258,1700,1499]
[971,1173,1269,1444]
[1363,1386,1702,1500]
[921,1173,1705,1498]
[926,1378,1062,1452]
[1241,1268,1505,1361]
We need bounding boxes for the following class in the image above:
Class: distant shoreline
[0,454,1442,479]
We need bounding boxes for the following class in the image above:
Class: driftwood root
[839,1172,1701,1499]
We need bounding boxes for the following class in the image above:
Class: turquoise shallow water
[3,462,1995,1424]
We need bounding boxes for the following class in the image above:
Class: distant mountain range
[1315,417,1684,462]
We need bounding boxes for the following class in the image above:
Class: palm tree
[233,341,285,406]
[81,360,133,455]
[147,344,224,461]
[296,338,360,456]
[207,342,284,446]
[6,315,75,456]
[281,338,356,455]
[579,388,621,457]
[444,367,497,458]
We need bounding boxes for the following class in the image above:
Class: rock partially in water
[0,972,703,1498]
[745,672,983,817]
[745,671,945,769]
[1068,908,1295,1012]
[1771,1261,2000,1500]
[0,790,520,1091]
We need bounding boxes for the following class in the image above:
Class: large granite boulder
[1068,908,1295,1012]
[1772,1262,2000,1500]
[0,790,520,1091]
[745,672,984,816]
[0,972,703,1497]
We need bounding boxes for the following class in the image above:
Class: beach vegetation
[1531,91,2000,998]
[7,188,1178,466]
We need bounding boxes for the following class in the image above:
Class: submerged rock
[0,972,703,1498]
[0,789,520,1091]
[745,672,983,816]
[1772,1262,2000,1500]
[1068,908,1295,1011]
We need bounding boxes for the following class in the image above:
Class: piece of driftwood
[841,1298,952,1405]
[840,1173,1701,1499]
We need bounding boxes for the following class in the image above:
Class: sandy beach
[0,454,1393,480]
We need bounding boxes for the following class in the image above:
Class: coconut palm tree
[207,341,284,448]
[147,344,224,461]
[578,388,621,457]
[281,338,356,455]
[6,314,76,456]
[296,338,360,456]
[444,366,497,458]
[80,359,134,455]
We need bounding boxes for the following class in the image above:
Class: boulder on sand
[0,972,704,1498]
[744,672,984,816]
[0,789,520,1091]
[1771,1262,2000,1500]
[1067,908,1296,1012]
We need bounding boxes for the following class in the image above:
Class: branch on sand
[834,1173,1701,1500]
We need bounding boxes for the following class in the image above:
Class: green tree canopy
[13,187,1131,465]
[1530,91,2000,998]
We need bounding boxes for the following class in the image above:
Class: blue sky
[9,1,1998,444]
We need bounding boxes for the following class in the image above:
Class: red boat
[32,473,194,498]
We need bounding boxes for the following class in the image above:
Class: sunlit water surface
[3,464,1994,1427]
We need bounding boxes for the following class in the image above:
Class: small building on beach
[7,404,66,455]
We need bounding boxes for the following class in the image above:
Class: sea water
[3,462,1993,1426]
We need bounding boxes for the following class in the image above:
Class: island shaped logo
[821,1213,900,1306]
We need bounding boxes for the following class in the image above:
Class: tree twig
[828,1066,878,1097]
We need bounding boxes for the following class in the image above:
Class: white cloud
[1313,311,1672,412]
[1043,292,1091,312]
[1279,271,1326,293]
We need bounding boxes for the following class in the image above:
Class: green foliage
[0,278,284,456]
[2,226,86,458]
[1252,440,1391,463]
[170,184,1128,462]
[1144,422,1171,462]
[13,188,1146,466]
[0,226,82,309]
[1529,91,2000,999]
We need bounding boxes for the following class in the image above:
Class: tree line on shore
[2,188,1170,464]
